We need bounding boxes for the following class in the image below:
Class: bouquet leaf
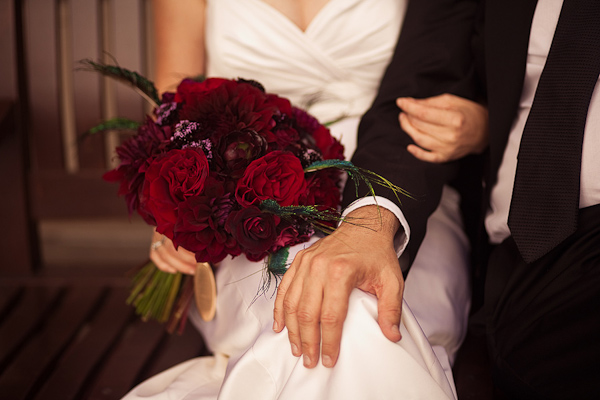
[84,117,141,137]
[305,160,413,205]
[79,59,161,107]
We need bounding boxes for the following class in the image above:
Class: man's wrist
[342,196,410,260]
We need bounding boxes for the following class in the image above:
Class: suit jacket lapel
[485,0,538,183]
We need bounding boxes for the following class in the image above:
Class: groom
[274,0,600,398]
[273,0,481,369]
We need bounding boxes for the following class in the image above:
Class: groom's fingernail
[392,324,401,340]
[273,320,279,331]
[322,355,333,368]
[291,343,300,356]
[303,354,311,367]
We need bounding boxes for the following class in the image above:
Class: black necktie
[508,0,600,263]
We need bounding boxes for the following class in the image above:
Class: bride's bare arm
[153,0,206,93]
[397,94,488,163]
[150,0,206,274]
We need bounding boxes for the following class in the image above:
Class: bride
[125,0,487,399]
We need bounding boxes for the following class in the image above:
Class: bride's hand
[273,206,404,369]
[397,94,489,163]
[149,228,197,275]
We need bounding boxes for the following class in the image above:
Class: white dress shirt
[485,0,600,243]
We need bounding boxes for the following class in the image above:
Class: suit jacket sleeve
[342,0,482,265]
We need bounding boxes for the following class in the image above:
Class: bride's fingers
[150,237,197,274]
[150,250,178,274]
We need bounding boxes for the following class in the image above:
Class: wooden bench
[0,277,209,400]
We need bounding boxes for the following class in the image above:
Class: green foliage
[79,59,161,106]
[83,117,141,137]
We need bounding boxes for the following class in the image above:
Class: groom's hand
[273,206,404,369]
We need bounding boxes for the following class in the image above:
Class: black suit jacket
[342,0,539,268]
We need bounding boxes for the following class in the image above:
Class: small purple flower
[155,102,178,125]
[172,120,202,140]
[170,120,213,159]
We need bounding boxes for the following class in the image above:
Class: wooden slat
[71,0,106,171]
[30,170,128,219]
[34,287,134,400]
[0,100,35,274]
[137,321,209,382]
[0,286,104,400]
[57,0,79,173]
[112,0,145,122]
[23,0,63,170]
[0,286,61,373]
[99,0,147,170]
[86,317,166,400]
[0,1,17,98]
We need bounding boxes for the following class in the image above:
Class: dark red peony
[235,151,307,207]
[142,148,209,238]
[215,129,268,178]
[225,206,280,262]
[177,79,285,146]
[103,117,171,223]
[173,179,241,263]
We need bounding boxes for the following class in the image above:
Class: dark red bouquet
[83,61,406,332]
[105,76,345,264]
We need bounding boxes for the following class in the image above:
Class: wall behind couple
[1,0,159,274]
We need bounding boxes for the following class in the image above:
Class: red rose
[175,78,228,104]
[225,206,280,261]
[235,151,307,207]
[312,125,344,160]
[142,148,209,238]
[272,222,314,252]
[303,170,342,211]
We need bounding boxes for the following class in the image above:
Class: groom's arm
[274,0,482,370]
[344,0,482,265]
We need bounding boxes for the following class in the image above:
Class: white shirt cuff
[341,196,410,261]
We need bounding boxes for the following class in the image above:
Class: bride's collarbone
[259,0,330,32]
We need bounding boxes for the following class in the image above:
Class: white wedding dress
[123,0,470,399]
